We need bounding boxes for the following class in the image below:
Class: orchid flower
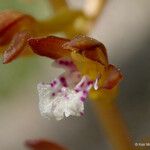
[28,35,136,150]
[28,35,122,120]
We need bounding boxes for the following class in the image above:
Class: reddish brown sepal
[26,139,68,150]
[102,64,123,89]
[0,10,35,45]
[28,36,71,59]
[29,35,108,65]
[3,31,30,64]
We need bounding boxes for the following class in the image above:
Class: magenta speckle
[59,60,64,64]
[83,90,88,95]
[59,60,70,66]
[80,97,86,102]
[60,76,68,87]
[50,80,57,87]
[80,112,84,116]
[64,61,69,66]
[64,94,69,99]
[87,81,93,85]
[80,82,85,88]
[59,59,75,68]
[53,81,57,84]
[75,89,80,93]
[51,93,55,96]
[50,83,54,87]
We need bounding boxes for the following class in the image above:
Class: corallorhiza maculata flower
[28,35,123,120]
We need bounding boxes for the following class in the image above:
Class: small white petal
[94,76,100,90]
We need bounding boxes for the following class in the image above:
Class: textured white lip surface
[38,83,84,120]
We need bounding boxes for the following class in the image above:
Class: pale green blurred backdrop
[0,0,51,98]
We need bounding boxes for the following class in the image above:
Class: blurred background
[0,0,150,150]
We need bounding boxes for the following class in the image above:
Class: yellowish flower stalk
[93,99,135,150]
[37,9,85,35]
[89,86,135,150]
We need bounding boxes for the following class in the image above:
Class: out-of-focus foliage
[0,57,40,98]
[0,0,51,19]
[0,0,51,99]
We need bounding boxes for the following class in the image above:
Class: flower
[28,35,123,120]
[26,139,67,150]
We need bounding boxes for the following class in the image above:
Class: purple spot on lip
[87,81,93,85]
[60,76,68,87]
[64,61,69,66]
[80,112,84,116]
[59,60,70,66]
[80,82,85,88]
[75,89,80,93]
[59,60,75,68]
[51,93,55,96]
[53,81,57,84]
[59,60,64,64]
[80,97,86,102]
[83,90,88,95]
[50,83,54,87]
[64,94,69,99]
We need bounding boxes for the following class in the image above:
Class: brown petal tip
[102,64,123,89]
[3,31,30,64]
[25,139,68,150]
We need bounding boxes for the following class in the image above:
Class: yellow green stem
[37,9,84,35]
[93,100,135,150]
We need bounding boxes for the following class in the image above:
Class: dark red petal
[102,64,123,89]
[63,35,101,49]
[28,36,70,59]
[63,35,108,65]
[3,31,30,64]
[26,139,68,150]
[0,10,35,45]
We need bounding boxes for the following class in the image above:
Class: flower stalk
[93,99,135,150]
